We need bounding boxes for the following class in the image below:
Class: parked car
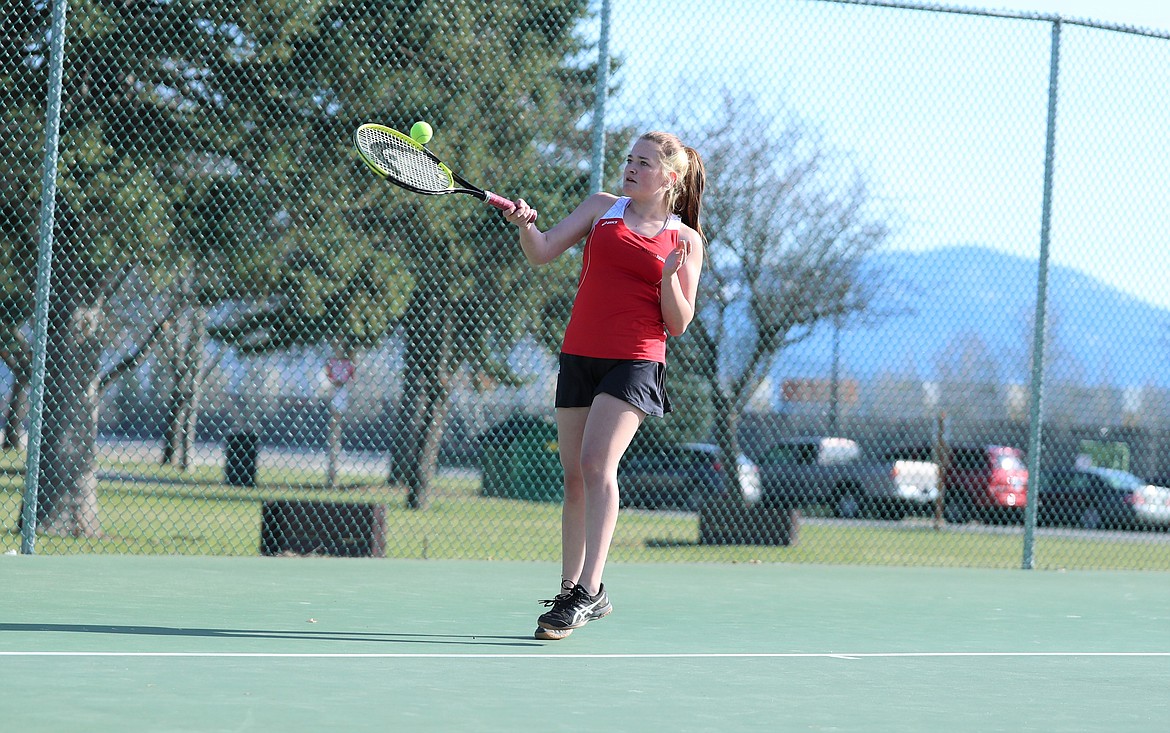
[618,442,761,511]
[758,436,939,520]
[942,444,1028,524]
[1038,467,1170,531]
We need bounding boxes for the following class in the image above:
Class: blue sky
[602,0,1170,308]
[941,1,1170,30]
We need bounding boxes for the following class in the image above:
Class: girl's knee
[562,473,586,504]
[578,455,612,487]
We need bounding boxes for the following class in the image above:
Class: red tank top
[561,197,680,362]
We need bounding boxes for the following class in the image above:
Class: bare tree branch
[673,90,897,497]
[99,302,180,391]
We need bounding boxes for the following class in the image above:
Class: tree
[935,332,1004,423]
[6,0,187,534]
[677,94,893,495]
[320,0,599,508]
[1,1,46,452]
[8,0,604,532]
[207,0,601,507]
[8,0,369,534]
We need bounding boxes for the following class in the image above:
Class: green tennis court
[3,555,1167,732]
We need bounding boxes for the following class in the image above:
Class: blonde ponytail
[639,131,706,241]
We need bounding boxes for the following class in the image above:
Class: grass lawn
[3,449,1169,570]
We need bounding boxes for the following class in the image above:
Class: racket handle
[484,191,537,223]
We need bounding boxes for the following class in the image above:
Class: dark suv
[943,444,1028,524]
[618,442,761,511]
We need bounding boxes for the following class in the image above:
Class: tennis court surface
[3,555,1168,732]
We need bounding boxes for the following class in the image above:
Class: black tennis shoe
[537,583,612,631]
[533,580,577,640]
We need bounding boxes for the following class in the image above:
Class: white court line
[1,651,1168,659]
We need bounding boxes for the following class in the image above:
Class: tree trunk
[394,286,455,510]
[161,306,207,470]
[36,295,104,537]
[710,389,744,500]
[2,363,29,451]
[395,371,453,509]
[159,320,183,466]
[182,310,215,467]
[161,264,206,470]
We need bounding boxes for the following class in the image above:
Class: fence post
[20,0,71,555]
[1022,18,1063,570]
[589,0,612,193]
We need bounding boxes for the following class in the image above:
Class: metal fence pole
[589,0,611,193]
[20,0,71,555]
[1022,18,1063,570]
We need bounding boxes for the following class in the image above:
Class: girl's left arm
[660,226,703,337]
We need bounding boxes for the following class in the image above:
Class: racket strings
[356,127,453,193]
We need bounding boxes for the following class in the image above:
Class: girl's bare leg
[576,393,645,595]
[555,406,590,586]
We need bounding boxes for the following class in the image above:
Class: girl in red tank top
[561,196,681,362]
[503,132,707,640]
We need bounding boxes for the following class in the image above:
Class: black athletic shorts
[555,353,672,417]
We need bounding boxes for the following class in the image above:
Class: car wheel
[980,507,1008,525]
[834,487,866,519]
[684,487,706,512]
[944,493,972,524]
[1078,506,1102,531]
[880,500,908,521]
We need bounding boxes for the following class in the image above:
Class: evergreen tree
[5,0,599,531]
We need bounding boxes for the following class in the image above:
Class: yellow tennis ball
[410,121,433,144]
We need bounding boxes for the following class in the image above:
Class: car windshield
[1092,468,1145,491]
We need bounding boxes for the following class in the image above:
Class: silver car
[619,442,762,511]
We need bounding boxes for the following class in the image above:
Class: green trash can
[479,416,563,502]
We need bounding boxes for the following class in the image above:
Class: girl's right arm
[503,192,617,266]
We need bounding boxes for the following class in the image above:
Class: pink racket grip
[484,191,537,224]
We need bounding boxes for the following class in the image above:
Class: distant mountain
[771,245,1170,388]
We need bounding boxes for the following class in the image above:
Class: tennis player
[503,131,706,639]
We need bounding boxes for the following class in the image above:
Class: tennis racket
[353,123,535,222]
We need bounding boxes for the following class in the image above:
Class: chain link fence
[4,0,1170,569]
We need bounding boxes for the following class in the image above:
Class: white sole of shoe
[534,626,573,640]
